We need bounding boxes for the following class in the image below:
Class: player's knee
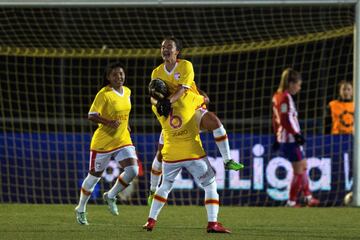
[158,180,173,194]
[202,112,222,130]
[124,165,139,180]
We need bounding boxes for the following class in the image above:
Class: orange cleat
[306,197,320,207]
[206,222,231,233]
[143,218,156,231]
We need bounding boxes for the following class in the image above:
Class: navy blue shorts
[280,143,304,162]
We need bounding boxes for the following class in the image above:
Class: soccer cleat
[285,203,301,208]
[306,197,320,207]
[224,159,244,171]
[285,200,301,208]
[143,218,156,231]
[147,191,155,206]
[207,222,231,233]
[103,192,119,216]
[75,208,89,225]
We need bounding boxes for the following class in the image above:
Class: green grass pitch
[1,204,360,240]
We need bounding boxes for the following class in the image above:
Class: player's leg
[148,134,164,206]
[285,144,306,207]
[197,110,243,171]
[186,158,231,233]
[300,159,319,207]
[104,146,139,215]
[75,151,109,225]
[144,161,181,231]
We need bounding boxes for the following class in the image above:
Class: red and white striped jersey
[272,90,301,143]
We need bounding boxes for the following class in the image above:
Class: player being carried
[143,79,231,233]
[148,36,244,204]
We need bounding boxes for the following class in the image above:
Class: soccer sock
[150,157,162,192]
[301,171,311,197]
[213,125,232,162]
[107,165,139,199]
[204,181,219,222]
[289,173,302,202]
[76,174,101,212]
[149,180,173,220]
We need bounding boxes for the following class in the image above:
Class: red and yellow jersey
[151,59,200,95]
[152,91,206,162]
[89,85,133,152]
[329,100,354,134]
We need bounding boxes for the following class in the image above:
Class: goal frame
[0,0,358,207]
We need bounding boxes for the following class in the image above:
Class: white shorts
[89,146,137,172]
[162,157,215,187]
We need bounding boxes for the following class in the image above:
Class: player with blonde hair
[272,68,319,207]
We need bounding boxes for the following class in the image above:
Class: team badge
[174,72,181,80]
[280,103,288,113]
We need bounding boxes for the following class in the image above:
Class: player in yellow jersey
[148,36,243,204]
[143,82,231,233]
[75,62,139,225]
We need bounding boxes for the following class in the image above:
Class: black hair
[162,36,183,59]
[102,62,126,87]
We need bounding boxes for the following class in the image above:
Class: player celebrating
[152,36,242,170]
[75,62,139,225]
[148,36,244,204]
[143,79,231,233]
[272,68,319,207]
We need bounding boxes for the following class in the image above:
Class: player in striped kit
[143,80,231,233]
[272,68,319,208]
[148,36,244,204]
[74,62,139,225]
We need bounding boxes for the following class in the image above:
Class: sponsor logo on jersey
[174,72,181,80]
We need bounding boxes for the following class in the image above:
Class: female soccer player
[75,62,139,225]
[152,36,242,171]
[147,36,244,204]
[144,82,231,233]
[272,68,319,207]
[328,80,354,134]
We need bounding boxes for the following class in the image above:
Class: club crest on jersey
[174,72,181,80]
[280,103,288,113]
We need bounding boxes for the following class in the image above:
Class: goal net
[0,6,354,206]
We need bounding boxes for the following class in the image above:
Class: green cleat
[147,191,155,206]
[103,192,119,216]
[75,208,89,225]
[224,159,244,171]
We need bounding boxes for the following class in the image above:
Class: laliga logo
[173,144,338,201]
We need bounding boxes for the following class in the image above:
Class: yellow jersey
[151,59,200,95]
[89,85,133,152]
[153,91,206,162]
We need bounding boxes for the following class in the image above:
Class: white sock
[150,157,162,192]
[213,125,232,162]
[149,180,173,220]
[108,165,139,199]
[204,181,219,222]
[76,174,101,212]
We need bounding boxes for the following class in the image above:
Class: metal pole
[353,0,360,207]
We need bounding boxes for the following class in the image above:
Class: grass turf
[0,204,359,240]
